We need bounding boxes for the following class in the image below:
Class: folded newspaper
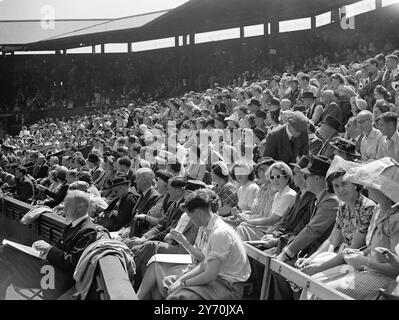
[147,254,193,266]
[2,239,42,259]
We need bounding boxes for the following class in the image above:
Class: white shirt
[378,131,399,163]
[199,214,251,283]
[271,185,297,217]
[360,127,384,162]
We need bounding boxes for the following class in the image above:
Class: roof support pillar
[101,44,105,54]
[311,16,316,29]
[175,35,181,93]
[127,43,132,53]
[376,0,382,9]
[92,45,96,54]
[268,18,278,71]
[189,33,195,91]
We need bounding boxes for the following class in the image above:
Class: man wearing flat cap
[262,111,309,164]
[318,115,342,159]
[86,153,104,184]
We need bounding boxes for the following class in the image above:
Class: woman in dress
[300,158,399,300]
[299,170,376,276]
[235,161,296,241]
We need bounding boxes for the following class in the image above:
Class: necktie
[385,69,392,82]
[290,137,296,152]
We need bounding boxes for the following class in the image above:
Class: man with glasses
[269,155,339,300]
[357,110,384,162]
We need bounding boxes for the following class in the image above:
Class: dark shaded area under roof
[2,0,359,51]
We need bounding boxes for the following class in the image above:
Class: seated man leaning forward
[0,190,99,299]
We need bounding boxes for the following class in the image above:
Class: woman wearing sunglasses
[236,161,297,241]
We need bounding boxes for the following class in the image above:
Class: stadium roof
[2,0,359,51]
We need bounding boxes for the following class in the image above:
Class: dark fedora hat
[289,155,311,170]
[300,155,331,177]
[302,91,316,99]
[329,137,361,159]
[87,153,100,164]
[270,97,280,106]
[321,116,341,132]
[255,110,267,119]
[111,175,130,187]
[155,169,174,183]
[248,98,261,107]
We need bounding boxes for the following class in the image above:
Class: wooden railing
[0,195,137,300]
[244,242,354,300]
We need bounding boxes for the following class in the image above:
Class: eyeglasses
[269,174,287,180]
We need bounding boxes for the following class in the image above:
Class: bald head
[136,168,155,192]
[321,90,336,104]
[64,190,90,221]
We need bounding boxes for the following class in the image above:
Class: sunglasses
[269,174,287,180]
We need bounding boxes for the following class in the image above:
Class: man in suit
[263,111,309,164]
[0,190,99,299]
[32,154,49,180]
[320,90,342,124]
[308,121,323,155]
[86,153,104,185]
[269,155,340,300]
[128,179,205,289]
[13,165,35,204]
[97,175,137,232]
[381,54,399,96]
[317,116,342,159]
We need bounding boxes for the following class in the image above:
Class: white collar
[286,125,293,140]
[72,214,88,227]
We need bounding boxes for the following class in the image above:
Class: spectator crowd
[0,39,399,301]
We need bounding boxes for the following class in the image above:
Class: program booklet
[147,254,193,266]
[2,239,43,259]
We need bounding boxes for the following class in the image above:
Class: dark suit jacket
[102,192,137,232]
[321,102,342,124]
[127,188,161,236]
[33,163,49,179]
[47,217,98,275]
[91,166,105,185]
[143,197,185,241]
[271,191,316,250]
[44,184,69,208]
[263,124,309,164]
[285,189,339,257]
[15,176,35,203]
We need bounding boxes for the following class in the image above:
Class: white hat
[224,112,240,125]
[344,157,399,204]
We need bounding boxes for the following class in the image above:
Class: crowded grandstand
[0,0,399,301]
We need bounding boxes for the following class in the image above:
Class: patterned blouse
[251,182,277,217]
[335,195,376,245]
[214,181,238,208]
